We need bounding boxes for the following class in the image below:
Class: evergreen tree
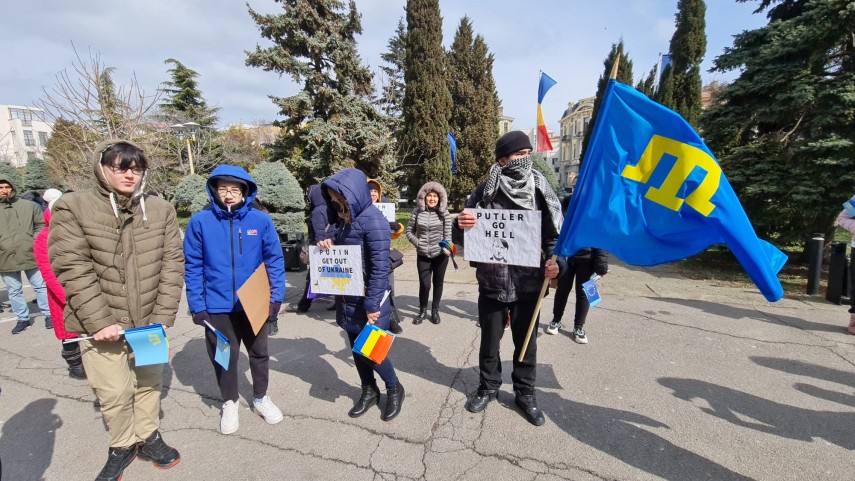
[400,0,453,193]
[251,161,306,235]
[532,153,558,194]
[446,17,499,208]
[655,64,675,108]
[172,174,208,214]
[22,157,52,193]
[0,164,22,193]
[377,17,407,120]
[700,0,855,246]
[636,63,658,98]
[580,40,634,163]
[666,0,707,126]
[161,58,220,127]
[246,0,394,188]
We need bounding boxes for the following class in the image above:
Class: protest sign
[463,209,542,267]
[125,324,169,367]
[309,245,365,296]
[237,263,271,335]
[375,203,396,222]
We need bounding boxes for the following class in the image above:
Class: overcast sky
[3,0,766,132]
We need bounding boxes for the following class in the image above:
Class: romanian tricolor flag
[352,324,395,364]
[536,71,557,152]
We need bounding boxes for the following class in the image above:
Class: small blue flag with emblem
[203,321,230,370]
[448,132,457,174]
[124,324,169,366]
[557,80,787,302]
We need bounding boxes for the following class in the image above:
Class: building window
[23,130,35,147]
[38,132,48,146]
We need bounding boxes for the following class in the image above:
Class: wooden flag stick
[518,254,557,362]
[63,330,126,344]
[609,56,621,80]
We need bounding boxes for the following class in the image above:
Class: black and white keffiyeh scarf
[480,155,563,235]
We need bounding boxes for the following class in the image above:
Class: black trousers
[347,331,398,389]
[206,311,270,402]
[552,259,595,329]
[849,251,855,314]
[477,295,537,393]
[417,254,449,309]
[297,270,313,311]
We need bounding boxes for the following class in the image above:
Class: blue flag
[448,132,457,174]
[124,324,169,366]
[213,330,230,370]
[557,80,787,302]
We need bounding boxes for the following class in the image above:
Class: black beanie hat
[495,131,533,160]
[212,175,249,195]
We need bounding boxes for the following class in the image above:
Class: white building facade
[0,105,53,167]
[558,96,594,193]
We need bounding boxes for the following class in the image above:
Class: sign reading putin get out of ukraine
[464,209,541,268]
[309,245,365,296]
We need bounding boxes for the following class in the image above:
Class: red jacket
[33,209,75,340]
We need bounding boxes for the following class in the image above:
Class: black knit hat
[212,175,248,195]
[495,131,533,160]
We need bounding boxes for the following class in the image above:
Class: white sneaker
[545,321,562,335]
[253,395,283,425]
[220,400,239,435]
[572,328,588,344]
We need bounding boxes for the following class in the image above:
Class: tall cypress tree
[400,0,453,192]
[246,0,394,187]
[377,17,407,120]
[666,0,706,126]
[161,58,219,127]
[446,17,498,208]
[580,40,634,163]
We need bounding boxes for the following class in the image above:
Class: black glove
[268,302,282,322]
[192,311,210,326]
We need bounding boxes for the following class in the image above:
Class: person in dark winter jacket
[184,165,286,435]
[367,178,404,334]
[453,130,564,427]
[545,194,609,343]
[406,181,452,325]
[318,168,404,422]
[0,171,51,334]
[288,184,332,313]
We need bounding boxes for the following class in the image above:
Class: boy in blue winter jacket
[183,165,286,435]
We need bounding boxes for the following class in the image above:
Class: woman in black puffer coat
[319,168,404,422]
[405,181,452,325]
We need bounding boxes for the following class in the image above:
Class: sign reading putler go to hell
[464,209,542,268]
[309,245,365,296]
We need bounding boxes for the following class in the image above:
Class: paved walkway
[1,251,853,480]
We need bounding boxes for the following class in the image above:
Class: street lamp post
[170,122,201,175]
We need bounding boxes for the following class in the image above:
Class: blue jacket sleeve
[363,216,391,313]
[311,206,331,243]
[183,216,206,314]
[262,216,286,303]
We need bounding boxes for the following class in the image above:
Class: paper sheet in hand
[463,209,542,267]
[375,203,396,222]
[237,263,271,335]
[125,324,169,366]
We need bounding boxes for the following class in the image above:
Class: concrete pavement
[1,251,853,480]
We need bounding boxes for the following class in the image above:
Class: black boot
[412,307,427,325]
[465,388,497,413]
[389,309,403,334]
[136,430,180,469]
[348,383,381,418]
[382,383,404,421]
[514,390,546,426]
[430,304,441,324]
[95,445,137,481]
[44,316,53,329]
[61,343,87,380]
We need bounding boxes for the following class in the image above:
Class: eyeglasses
[217,187,243,197]
[108,165,144,176]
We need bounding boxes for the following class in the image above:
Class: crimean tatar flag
[557,79,787,302]
[536,71,557,152]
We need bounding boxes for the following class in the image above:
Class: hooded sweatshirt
[184,165,285,314]
[48,139,185,335]
[0,173,44,272]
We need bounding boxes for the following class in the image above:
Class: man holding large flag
[557,76,786,301]
[453,131,564,426]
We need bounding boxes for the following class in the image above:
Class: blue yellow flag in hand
[557,80,787,301]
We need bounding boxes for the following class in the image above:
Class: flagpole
[517,58,621,363]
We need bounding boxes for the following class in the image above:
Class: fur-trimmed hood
[416,181,448,212]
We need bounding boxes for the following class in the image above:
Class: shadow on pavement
[659,377,855,451]
[650,297,841,333]
[0,398,61,481]
[751,356,855,408]
[171,338,244,407]
[267,336,358,403]
[540,391,755,480]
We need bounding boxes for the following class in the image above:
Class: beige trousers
[80,339,163,448]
